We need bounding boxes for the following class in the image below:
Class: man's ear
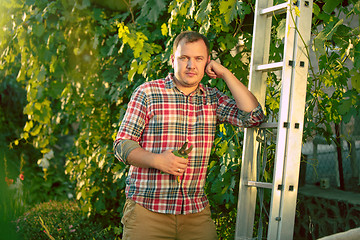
[207,56,211,64]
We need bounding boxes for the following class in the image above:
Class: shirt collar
[165,73,206,96]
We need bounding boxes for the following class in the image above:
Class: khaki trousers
[121,199,218,240]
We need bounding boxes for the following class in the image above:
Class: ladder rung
[260,2,288,16]
[255,62,283,72]
[246,181,273,189]
[258,122,278,129]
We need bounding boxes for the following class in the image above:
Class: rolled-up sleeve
[113,86,147,163]
[215,89,265,128]
[114,139,141,164]
[237,103,266,127]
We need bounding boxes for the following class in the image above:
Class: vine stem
[122,0,135,23]
[39,216,56,240]
[289,3,316,78]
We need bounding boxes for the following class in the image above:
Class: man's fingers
[173,167,186,176]
[205,65,217,79]
[160,150,188,175]
[172,159,188,175]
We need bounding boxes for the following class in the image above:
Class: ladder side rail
[236,129,259,240]
[267,0,297,238]
[235,0,273,239]
[277,1,313,239]
[267,1,313,239]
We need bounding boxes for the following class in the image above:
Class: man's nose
[187,59,194,68]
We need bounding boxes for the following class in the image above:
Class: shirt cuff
[114,139,141,164]
[242,103,266,128]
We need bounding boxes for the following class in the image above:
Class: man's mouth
[186,72,196,77]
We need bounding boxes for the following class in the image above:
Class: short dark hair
[173,31,210,55]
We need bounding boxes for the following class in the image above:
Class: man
[114,31,265,239]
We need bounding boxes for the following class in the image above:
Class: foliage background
[1,0,359,238]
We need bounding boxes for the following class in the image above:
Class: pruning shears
[173,142,193,158]
[172,142,193,183]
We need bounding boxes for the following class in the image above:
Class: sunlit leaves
[313,18,344,56]
[195,0,211,32]
[117,22,130,38]
[118,22,163,82]
[118,22,161,63]
[133,0,167,23]
[0,0,133,221]
[294,6,300,17]
[219,0,250,24]
[305,0,360,144]
[2,0,360,237]
[161,23,168,36]
[337,90,360,123]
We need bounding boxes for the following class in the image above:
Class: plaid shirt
[114,73,265,215]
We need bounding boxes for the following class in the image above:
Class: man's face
[171,39,210,94]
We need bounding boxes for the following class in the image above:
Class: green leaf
[209,160,217,169]
[34,102,42,110]
[351,70,360,92]
[219,0,236,24]
[30,124,42,136]
[78,0,91,10]
[354,1,360,14]
[312,2,320,16]
[139,0,167,23]
[294,6,300,17]
[24,120,34,132]
[33,23,45,37]
[276,19,286,40]
[227,141,237,159]
[313,19,344,55]
[37,66,46,83]
[325,19,344,40]
[214,137,222,145]
[49,80,65,98]
[219,123,227,135]
[128,60,138,81]
[216,140,229,157]
[137,62,147,75]
[354,42,360,69]
[323,0,342,14]
[219,0,251,24]
[267,95,279,110]
[333,25,352,50]
[313,32,326,55]
[161,23,168,36]
[216,79,225,90]
[337,99,352,115]
[195,0,211,23]
[263,170,270,182]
